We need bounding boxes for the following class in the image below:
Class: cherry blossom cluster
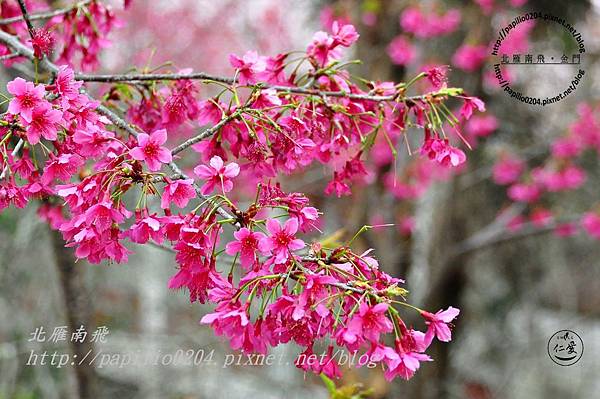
[198,191,461,380]
[50,0,119,71]
[118,26,483,199]
[0,2,469,381]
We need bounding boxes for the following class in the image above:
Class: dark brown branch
[15,0,36,40]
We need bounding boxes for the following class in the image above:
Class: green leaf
[114,83,134,100]
[320,373,337,394]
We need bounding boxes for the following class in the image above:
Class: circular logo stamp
[547,330,583,366]
[490,12,586,106]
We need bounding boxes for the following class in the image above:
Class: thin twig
[15,0,36,39]
[171,111,242,156]
[450,213,581,258]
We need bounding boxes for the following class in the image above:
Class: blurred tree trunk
[403,178,471,399]
[50,229,98,399]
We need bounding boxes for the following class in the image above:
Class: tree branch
[0,0,92,26]
[15,0,36,39]
[170,110,242,156]
[0,53,21,61]
[75,72,445,103]
[450,213,581,258]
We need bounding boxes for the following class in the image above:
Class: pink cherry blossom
[229,51,267,85]
[384,331,432,381]
[367,343,401,373]
[23,103,63,144]
[196,99,224,125]
[307,31,336,66]
[425,66,449,89]
[554,223,578,237]
[29,28,55,59]
[498,20,534,54]
[200,304,251,346]
[452,44,487,72]
[161,76,199,128]
[582,212,600,240]
[161,179,196,209]
[460,96,486,120]
[42,153,84,185]
[225,228,267,269]
[7,77,46,122]
[341,302,393,345]
[493,156,524,185]
[331,21,359,47]
[259,218,305,264]
[530,208,553,227]
[400,7,460,38]
[420,138,466,167]
[52,65,83,102]
[128,214,163,244]
[129,128,172,172]
[0,183,27,210]
[465,115,498,138]
[72,125,115,157]
[398,216,415,237]
[387,36,415,66]
[507,183,540,203]
[552,137,582,159]
[421,306,460,344]
[37,204,66,230]
[0,16,482,383]
[532,165,586,192]
[193,156,240,195]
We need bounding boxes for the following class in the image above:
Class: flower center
[275,232,291,248]
[362,313,377,330]
[143,143,159,158]
[21,94,35,108]
[241,236,257,251]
